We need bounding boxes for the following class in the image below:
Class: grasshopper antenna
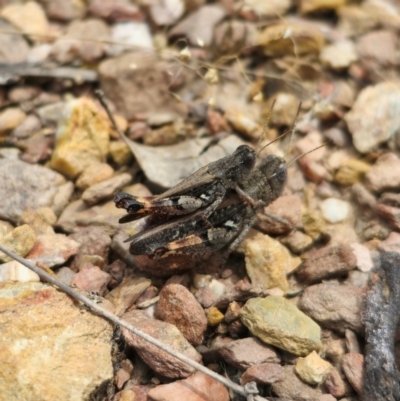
[256,101,302,157]
[287,140,332,167]
[95,89,122,136]
[255,98,276,152]
[285,101,302,158]
[256,128,294,157]
[95,89,132,149]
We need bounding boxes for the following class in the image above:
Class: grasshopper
[120,154,288,260]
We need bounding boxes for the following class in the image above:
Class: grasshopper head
[114,192,143,214]
[258,154,287,201]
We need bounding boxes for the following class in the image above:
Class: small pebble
[76,162,114,190]
[320,40,358,71]
[295,350,332,385]
[0,107,26,134]
[81,173,132,206]
[205,306,224,326]
[320,198,351,223]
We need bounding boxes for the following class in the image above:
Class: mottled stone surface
[271,366,323,400]
[297,244,357,284]
[217,337,280,369]
[155,284,207,346]
[240,362,285,385]
[342,353,364,395]
[345,82,400,154]
[244,233,300,292]
[299,283,364,334]
[121,310,202,379]
[0,282,113,401]
[0,159,73,223]
[365,153,400,193]
[240,296,322,356]
[50,98,110,179]
[106,277,151,316]
[147,371,229,401]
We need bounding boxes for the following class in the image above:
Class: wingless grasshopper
[122,153,287,260]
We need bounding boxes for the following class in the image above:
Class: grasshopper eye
[127,203,142,214]
[275,164,287,182]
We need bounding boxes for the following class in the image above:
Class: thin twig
[95,89,132,150]
[0,243,276,401]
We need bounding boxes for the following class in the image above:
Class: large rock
[296,244,357,284]
[299,283,364,334]
[345,82,400,153]
[365,153,400,193]
[155,284,207,346]
[240,296,322,356]
[50,98,110,179]
[217,337,280,369]
[121,310,202,379]
[147,371,229,401]
[0,158,73,223]
[0,282,113,401]
[271,365,323,400]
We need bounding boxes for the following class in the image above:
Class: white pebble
[320,198,351,223]
[106,22,153,57]
[0,260,40,282]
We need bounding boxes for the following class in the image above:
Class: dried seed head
[204,68,219,84]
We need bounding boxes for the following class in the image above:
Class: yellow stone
[302,211,326,239]
[0,282,113,400]
[257,23,324,57]
[205,307,224,326]
[0,107,26,135]
[109,141,133,166]
[20,209,55,236]
[295,350,332,385]
[334,159,371,186]
[0,225,36,262]
[300,0,346,14]
[1,2,49,42]
[225,109,262,140]
[244,233,301,293]
[50,98,110,179]
[76,162,114,190]
[240,297,322,356]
